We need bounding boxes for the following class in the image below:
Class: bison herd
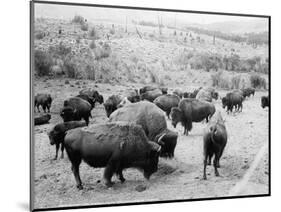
[34,84,269,189]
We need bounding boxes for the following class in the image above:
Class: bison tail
[210,126,218,146]
[186,117,193,132]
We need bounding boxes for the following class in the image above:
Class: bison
[203,111,227,180]
[183,87,202,99]
[79,88,104,104]
[60,97,92,125]
[241,87,255,98]
[170,98,216,135]
[139,85,167,95]
[48,121,87,160]
[109,101,178,158]
[64,122,161,189]
[104,95,122,117]
[153,94,180,118]
[140,89,162,102]
[261,96,269,108]
[222,92,243,113]
[124,89,140,103]
[76,94,96,109]
[34,114,51,126]
[34,93,52,113]
[196,87,218,102]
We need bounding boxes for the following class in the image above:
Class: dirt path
[32,79,269,209]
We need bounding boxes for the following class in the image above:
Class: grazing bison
[64,122,161,189]
[79,88,104,104]
[48,121,86,160]
[34,114,51,126]
[241,87,255,98]
[196,87,218,102]
[140,89,162,102]
[139,85,157,94]
[173,89,184,98]
[104,95,122,117]
[203,111,227,180]
[153,94,180,118]
[170,98,216,135]
[222,92,243,113]
[109,101,178,158]
[34,93,52,113]
[60,97,92,125]
[261,96,269,108]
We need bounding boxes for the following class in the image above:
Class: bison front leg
[69,157,83,189]
[60,143,64,159]
[104,160,118,187]
[203,155,208,180]
[54,143,60,160]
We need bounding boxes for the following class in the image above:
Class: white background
[0,0,279,211]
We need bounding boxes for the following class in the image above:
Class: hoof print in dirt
[135,184,147,192]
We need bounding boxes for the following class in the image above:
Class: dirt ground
[32,78,269,209]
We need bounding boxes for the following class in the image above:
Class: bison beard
[64,122,161,189]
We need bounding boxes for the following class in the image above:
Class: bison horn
[157,146,161,152]
[157,133,166,144]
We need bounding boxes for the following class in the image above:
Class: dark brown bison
[79,88,104,104]
[140,89,162,102]
[34,93,52,113]
[241,87,255,98]
[261,96,269,108]
[34,114,51,126]
[60,97,92,125]
[203,111,227,180]
[139,85,157,94]
[222,92,243,113]
[170,98,216,135]
[64,122,161,189]
[153,94,180,118]
[109,101,178,158]
[48,121,86,160]
[104,95,122,117]
[196,87,218,102]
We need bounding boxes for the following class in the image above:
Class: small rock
[70,84,74,87]
[264,171,268,175]
[65,80,70,84]
[135,184,147,192]
[242,164,250,170]
[75,81,80,85]
[96,180,101,183]
[40,174,47,180]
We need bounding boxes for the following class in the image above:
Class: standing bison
[34,93,52,113]
[241,87,255,98]
[203,111,227,180]
[104,95,122,117]
[153,94,180,118]
[60,97,92,125]
[64,122,161,189]
[109,101,178,158]
[79,88,104,104]
[170,98,216,135]
[196,87,218,102]
[48,121,87,160]
[124,89,140,103]
[222,92,244,113]
[173,89,184,99]
[261,96,269,108]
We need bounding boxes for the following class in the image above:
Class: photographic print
[30,1,270,211]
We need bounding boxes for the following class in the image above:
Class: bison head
[221,97,228,109]
[143,141,161,179]
[48,127,65,145]
[170,107,182,128]
[212,91,219,100]
[104,103,116,118]
[155,130,178,158]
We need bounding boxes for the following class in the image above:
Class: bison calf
[48,121,87,160]
[64,122,161,189]
[203,111,227,180]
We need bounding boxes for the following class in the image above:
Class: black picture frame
[30,1,271,211]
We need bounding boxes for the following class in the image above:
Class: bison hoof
[77,184,83,190]
[203,176,207,180]
[215,172,220,177]
[207,161,211,165]
[105,181,114,187]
